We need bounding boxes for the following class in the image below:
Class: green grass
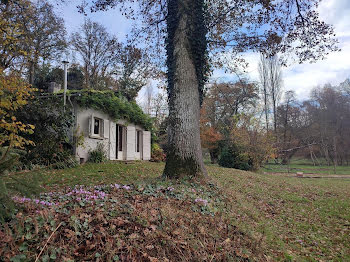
[10,161,163,189]
[261,159,350,175]
[4,161,350,261]
[210,165,350,260]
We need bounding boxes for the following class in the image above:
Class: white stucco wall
[74,106,151,162]
[75,107,110,162]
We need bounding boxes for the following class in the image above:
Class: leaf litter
[1,181,262,261]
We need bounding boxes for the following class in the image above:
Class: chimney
[48,82,61,93]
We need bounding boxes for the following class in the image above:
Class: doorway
[116,125,125,160]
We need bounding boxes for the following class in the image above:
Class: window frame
[90,116,104,139]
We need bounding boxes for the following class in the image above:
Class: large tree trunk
[163,0,207,179]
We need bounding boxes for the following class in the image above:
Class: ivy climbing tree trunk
[163,0,208,179]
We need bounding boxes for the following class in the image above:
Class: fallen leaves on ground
[1,182,261,261]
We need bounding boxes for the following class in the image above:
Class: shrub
[218,145,252,171]
[89,143,107,163]
[16,95,75,169]
[151,143,166,162]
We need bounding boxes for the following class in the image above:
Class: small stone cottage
[47,85,152,163]
[75,106,151,163]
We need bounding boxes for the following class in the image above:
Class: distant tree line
[276,81,350,166]
[198,55,350,170]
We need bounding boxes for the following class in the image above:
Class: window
[136,130,142,152]
[94,118,102,135]
[90,116,104,138]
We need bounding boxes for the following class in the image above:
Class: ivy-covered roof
[72,90,152,130]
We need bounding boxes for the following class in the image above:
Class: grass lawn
[261,159,350,175]
[1,161,350,261]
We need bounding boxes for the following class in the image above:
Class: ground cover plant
[1,161,350,261]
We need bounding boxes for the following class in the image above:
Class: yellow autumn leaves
[0,68,36,149]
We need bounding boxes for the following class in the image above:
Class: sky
[53,0,350,101]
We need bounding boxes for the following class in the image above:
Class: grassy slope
[210,165,350,260]
[3,162,350,261]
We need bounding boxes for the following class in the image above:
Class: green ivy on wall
[74,90,152,130]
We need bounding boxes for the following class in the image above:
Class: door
[135,130,143,160]
[117,125,125,160]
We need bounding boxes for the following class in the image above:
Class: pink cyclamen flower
[122,185,131,190]
[195,198,208,206]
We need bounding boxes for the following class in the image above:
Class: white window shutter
[126,125,136,160]
[104,119,109,138]
[88,114,94,137]
[142,131,151,160]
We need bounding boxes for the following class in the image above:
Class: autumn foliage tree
[200,107,222,164]
[0,1,39,220]
[113,45,154,101]
[200,80,258,164]
[0,2,36,155]
[0,70,35,152]
[0,0,29,70]
[0,0,66,82]
[200,80,274,170]
[229,115,275,170]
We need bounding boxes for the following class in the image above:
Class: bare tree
[275,83,350,166]
[258,53,270,131]
[259,54,283,133]
[268,55,283,133]
[114,45,153,101]
[71,19,120,89]
[151,91,168,127]
[143,83,153,115]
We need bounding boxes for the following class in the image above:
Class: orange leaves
[200,126,222,150]
[200,107,222,150]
